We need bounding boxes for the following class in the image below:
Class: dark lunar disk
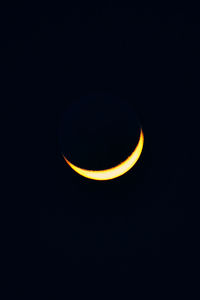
[59,94,141,171]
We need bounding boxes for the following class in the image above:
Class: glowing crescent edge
[63,129,144,181]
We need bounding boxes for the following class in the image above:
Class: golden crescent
[63,129,144,181]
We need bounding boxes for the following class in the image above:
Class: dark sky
[4,1,199,296]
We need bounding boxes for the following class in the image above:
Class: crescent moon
[63,129,144,181]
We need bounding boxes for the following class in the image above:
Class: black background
[3,1,199,296]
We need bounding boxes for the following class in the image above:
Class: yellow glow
[63,129,144,181]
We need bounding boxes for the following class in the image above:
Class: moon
[63,128,144,181]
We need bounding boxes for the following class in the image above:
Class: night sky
[4,1,199,296]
